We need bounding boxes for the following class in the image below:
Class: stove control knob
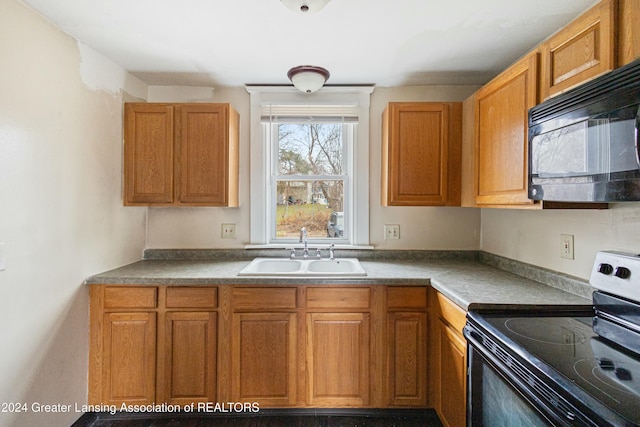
[614,266,631,279]
[598,263,614,275]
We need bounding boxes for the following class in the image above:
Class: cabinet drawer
[306,287,370,310]
[387,287,428,310]
[233,287,298,310]
[166,287,217,309]
[103,287,157,309]
[435,291,466,335]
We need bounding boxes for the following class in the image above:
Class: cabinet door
[124,104,174,205]
[436,320,467,427]
[382,103,454,206]
[102,312,156,405]
[475,51,538,207]
[619,0,640,66]
[176,104,238,206]
[387,312,428,406]
[161,311,217,405]
[306,312,370,406]
[231,312,298,406]
[460,93,477,207]
[540,0,615,100]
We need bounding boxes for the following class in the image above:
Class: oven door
[467,343,567,426]
[465,327,599,427]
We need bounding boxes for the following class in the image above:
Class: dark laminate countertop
[84,250,592,311]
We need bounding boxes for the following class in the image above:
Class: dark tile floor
[73,409,443,427]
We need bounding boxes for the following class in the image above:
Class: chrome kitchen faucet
[299,227,309,259]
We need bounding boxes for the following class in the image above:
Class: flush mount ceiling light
[287,65,330,93]
[280,0,331,14]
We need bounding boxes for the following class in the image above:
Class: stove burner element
[504,317,588,345]
[573,359,629,405]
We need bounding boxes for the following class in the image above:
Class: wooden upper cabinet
[619,0,640,66]
[124,103,239,207]
[124,104,174,204]
[381,102,462,206]
[475,51,538,207]
[176,104,239,205]
[460,94,477,207]
[540,0,616,100]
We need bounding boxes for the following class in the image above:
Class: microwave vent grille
[530,58,640,125]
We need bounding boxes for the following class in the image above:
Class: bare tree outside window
[275,123,346,239]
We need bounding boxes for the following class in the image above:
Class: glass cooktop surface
[478,313,640,425]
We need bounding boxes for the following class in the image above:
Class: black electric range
[465,251,640,427]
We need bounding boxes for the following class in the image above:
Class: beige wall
[146,85,483,250]
[481,204,640,280]
[0,0,146,425]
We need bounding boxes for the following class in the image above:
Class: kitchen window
[246,86,374,248]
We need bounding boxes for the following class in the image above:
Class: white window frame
[246,86,374,248]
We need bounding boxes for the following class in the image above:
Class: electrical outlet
[221,224,236,239]
[0,242,6,271]
[561,234,574,259]
[384,224,400,240]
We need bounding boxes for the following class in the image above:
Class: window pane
[278,123,343,176]
[276,180,344,239]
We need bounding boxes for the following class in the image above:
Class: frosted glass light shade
[280,0,331,14]
[287,66,330,93]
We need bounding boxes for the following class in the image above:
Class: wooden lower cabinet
[101,311,157,405]
[306,312,370,406]
[89,286,218,406]
[430,289,468,427]
[231,312,299,406]
[386,287,429,407]
[387,312,428,406]
[160,311,216,404]
[436,318,467,427]
[90,284,434,410]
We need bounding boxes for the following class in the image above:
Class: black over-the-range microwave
[528,57,640,202]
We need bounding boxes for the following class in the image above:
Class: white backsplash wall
[146,85,482,250]
[0,0,147,425]
[481,203,640,280]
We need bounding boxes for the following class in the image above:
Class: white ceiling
[23,0,599,88]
